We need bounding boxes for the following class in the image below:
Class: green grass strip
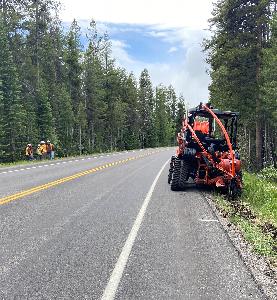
[242,172,277,227]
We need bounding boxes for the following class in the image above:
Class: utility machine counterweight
[168,103,242,198]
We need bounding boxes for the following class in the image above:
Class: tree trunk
[255,23,263,171]
[79,125,82,156]
[255,101,263,170]
[270,133,277,168]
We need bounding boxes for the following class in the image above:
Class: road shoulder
[204,192,277,300]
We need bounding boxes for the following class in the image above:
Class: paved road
[0,148,265,299]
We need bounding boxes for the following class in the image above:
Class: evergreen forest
[0,0,186,162]
[205,0,277,170]
[0,0,276,172]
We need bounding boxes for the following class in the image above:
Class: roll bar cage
[183,103,238,177]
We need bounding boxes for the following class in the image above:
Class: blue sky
[108,24,181,64]
[60,0,213,107]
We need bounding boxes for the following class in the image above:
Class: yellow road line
[0,151,159,206]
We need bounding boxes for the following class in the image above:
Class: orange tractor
[168,103,242,198]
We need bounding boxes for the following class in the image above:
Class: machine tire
[171,158,181,191]
[168,156,175,184]
[227,177,241,200]
[179,159,190,189]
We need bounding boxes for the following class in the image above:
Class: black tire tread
[179,160,190,189]
[171,158,181,191]
[168,157,175,184]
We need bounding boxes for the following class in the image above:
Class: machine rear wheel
[168,156,175,184]
[171,158,190,191]
[227,177,242,200]
[179,160,190,189]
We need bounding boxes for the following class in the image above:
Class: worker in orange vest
[25,144,33,160]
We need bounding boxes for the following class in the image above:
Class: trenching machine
[168,103,242,198]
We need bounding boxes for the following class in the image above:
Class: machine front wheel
[171,158,181,191]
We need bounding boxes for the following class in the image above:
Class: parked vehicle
[168,103,242,199]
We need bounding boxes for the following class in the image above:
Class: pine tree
[138,69,156,148]
[261,13,277,167]
[167,85,177,121]
[154,85,175,146]
[104,66,128,150]
[0,79,4,158]
[122,73,140,149]
[36,81,56,143]
[155,85,167,146]
[205,0,275,170]
[76,101,87,155]
[65,19,83,153]
[110,98,127,150]
[53,84,74,156]
[175,95,186,134]
[83,21,108,152]
[65,19,82,111]
[0,16,26,162]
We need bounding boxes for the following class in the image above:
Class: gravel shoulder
[203,192,277,300]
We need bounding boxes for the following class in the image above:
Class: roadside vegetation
[205,0,277,267]
[205,1,277,171]
[243,168,277,227]
[214,166,277,265]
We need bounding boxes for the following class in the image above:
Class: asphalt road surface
[0,148,265,299]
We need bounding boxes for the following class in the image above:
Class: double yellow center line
[0,151,158,206]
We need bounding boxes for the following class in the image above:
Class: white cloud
[146,26,210,47]
[59,0,213,107]
[168,46,178,53]
[59,0,213,30]
[111,40,133,65]
[111,37,210,107]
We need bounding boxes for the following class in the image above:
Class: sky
[59,0,214,107]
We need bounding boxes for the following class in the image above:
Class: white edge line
[101,158,170,300]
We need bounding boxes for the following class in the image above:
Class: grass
[231,215,276,258]
[214,194,277,262]
[242,171,277,227]
[214,194,234,214]
[214,167,277,262]
[0,159,40,168]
